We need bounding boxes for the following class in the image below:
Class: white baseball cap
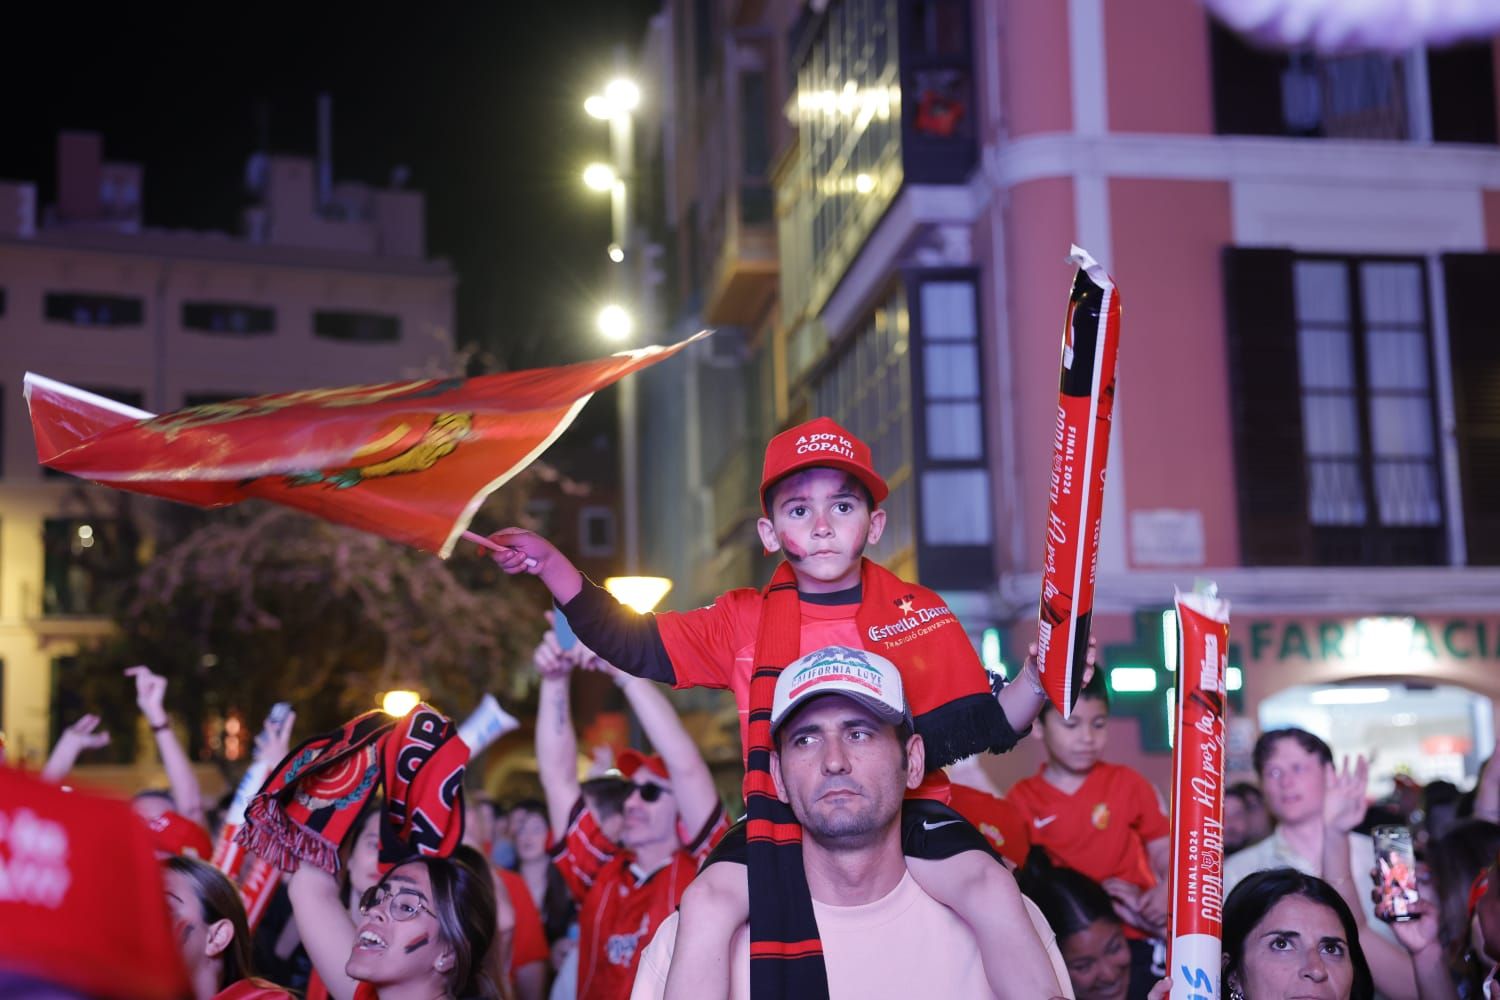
[770,645,912,736]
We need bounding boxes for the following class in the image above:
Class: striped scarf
[745,559,1001,998]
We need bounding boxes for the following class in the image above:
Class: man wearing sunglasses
[533,623,728,1000]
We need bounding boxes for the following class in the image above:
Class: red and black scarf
[746,558,1002,999]
[239,704,467,873]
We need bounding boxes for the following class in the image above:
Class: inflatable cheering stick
[1036,245,1122,716]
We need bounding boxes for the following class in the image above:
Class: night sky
[1,2,663,373]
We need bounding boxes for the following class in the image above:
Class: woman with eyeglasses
[291,842,512,1000]
[162,855,294,1000]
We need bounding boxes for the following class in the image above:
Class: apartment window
[42,518,133,616]
[1225,249,1445,566]
[0,287,7,317]
[800,0,902,310]
[313,310,401,343]
[909,272,994,588]
[1428,43,1499,144]
[578,506,616,558]
[1442,253,1500,564]
[814,283,915,568]
[182,392,242,409]
[44,292,144,327]
[1210,21,1497,143]
[182,301,275,335]
[899,0,978,180]
[739,68,774,226]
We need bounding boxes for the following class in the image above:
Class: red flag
[24,332,708,557]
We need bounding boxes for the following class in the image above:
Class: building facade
[637,0,1500,794]
[0,132,455,763]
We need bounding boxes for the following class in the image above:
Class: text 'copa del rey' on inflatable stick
[1036,245,1121,717]
[1167,585,1231,1000]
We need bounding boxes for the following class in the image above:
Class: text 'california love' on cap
[771,645,912,736]
[760,416,890,512]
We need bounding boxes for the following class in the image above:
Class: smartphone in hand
[1373,825,1420,922]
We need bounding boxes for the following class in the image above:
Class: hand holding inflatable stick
[1036,246,1122,716]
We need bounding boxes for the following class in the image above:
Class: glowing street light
[583,163,618,192]
[604,576,673,614]
[607,242,625,263]
[597,304,634,341]
[584,94,613,120]
[604,78,641,113]
[381,689,421,717]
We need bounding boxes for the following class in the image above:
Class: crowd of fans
[4,416,1499,1000]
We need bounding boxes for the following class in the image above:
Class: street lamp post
[585,73,643,575]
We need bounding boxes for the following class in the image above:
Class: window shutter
[1428,43,1499,145]
[1443,253,1500,564]
[1224,247,1312,564]
[1208,20,1286,136]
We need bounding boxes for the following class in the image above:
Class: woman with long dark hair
[292,843,509,1000]
[163,856,293,1000]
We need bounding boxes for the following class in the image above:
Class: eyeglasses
[359,883,436,922]
[629,781,671,803]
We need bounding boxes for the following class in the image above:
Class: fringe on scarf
[236,795,341,875]
[914,691,1020,770]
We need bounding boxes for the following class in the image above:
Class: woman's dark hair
[1015,848,1121,941]
[393,845,499,999]
[1429,819,1500,952]
[1251,728,1333,776]
[164,855,254,986]
[1222,868,1373,1000]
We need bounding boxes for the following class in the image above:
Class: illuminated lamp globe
[604,78,641,113]
[583,163,617,192]
[584,94,613,120]
[382,689,422,717]
[604,576,673,614]
[597,304,634,341]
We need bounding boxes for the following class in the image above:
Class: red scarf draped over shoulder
[745,558,1001,999]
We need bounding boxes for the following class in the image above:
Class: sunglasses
[629,781,671,803]
[359,883,436,922]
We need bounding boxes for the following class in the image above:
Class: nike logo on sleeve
[1033,815,1058,828]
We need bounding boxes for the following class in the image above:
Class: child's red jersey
[1006,761,1168,891]
[656,588,864,753]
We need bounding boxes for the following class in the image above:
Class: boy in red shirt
[488,417,1074,999]
[1006,670,1171,971]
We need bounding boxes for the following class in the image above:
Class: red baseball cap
[0,767,191,999]
[146,809,214,860]
[614,749,670,783]
[760,417,889,513]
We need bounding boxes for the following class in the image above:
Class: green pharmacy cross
[1102,609,1245,753]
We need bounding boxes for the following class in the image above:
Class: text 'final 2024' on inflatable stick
[1037,245,1122,717]
[1167,586,1231,1000]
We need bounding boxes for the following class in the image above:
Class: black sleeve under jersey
[557,575,677,685]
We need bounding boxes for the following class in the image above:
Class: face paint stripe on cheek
[404,933,430,954]
[782,538,807,562]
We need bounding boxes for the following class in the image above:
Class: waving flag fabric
[25,332,707,557]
